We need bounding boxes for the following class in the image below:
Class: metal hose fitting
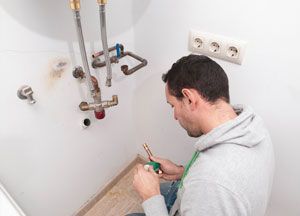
[97,0,107,4]
[70,0,80,10]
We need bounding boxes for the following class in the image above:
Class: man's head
[162,54,230,137]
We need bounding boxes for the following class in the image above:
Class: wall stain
[47,57,70,88]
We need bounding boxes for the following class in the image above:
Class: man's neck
[201,101,237,134]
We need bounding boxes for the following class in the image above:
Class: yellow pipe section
[70,0,81,10]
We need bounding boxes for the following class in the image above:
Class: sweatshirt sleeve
[142,194,169,216]
[180,179,249,216]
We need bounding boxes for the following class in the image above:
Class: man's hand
[150,156,185,181]
[133,164,160,201]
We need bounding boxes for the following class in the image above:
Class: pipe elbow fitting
[111,95,118,106]
[79,102,89,111]
[100,95,118,108]
[121,65,129,74]
[142,59,148,66]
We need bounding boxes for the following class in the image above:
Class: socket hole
[209,42,220,53]
[227,46,239,58]
[194,37,203,48]
[83,118,91,127]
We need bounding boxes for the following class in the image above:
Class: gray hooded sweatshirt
[142,105,275,216]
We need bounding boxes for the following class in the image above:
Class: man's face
[165,85,202,137]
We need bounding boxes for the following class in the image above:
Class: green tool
[146,161,161,173]
[143,143,163,174]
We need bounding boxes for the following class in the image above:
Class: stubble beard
[187,129,203,138]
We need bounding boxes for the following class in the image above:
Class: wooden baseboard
[73,154,147,216]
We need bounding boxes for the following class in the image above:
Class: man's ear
[181,88,197,110]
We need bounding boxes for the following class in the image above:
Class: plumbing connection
[92,43,147,75]
[72,66,118,119]
[70,0,95,95]
[97,0,113,87]
[70,0,118,120]
[69,0,147,120]
[17,85,36,104]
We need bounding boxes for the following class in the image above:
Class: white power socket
[189,29,247,65]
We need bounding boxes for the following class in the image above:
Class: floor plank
[84,167,144,216]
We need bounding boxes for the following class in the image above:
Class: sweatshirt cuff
[142,194,169,216]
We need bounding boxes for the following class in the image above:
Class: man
[129,55,274,216]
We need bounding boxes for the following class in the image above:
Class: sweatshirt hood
[195,105,266,152]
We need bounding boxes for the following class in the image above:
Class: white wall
[1,0,300,215]
[133,0,300,215]
[0,0,150,215]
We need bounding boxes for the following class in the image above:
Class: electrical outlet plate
[189,29,247,65]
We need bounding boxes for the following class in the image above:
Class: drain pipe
[70,0,95,95]
[97,0,113,87]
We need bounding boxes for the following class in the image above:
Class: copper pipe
[143,143,163,174]
[92,56,119,68]
[93,45,147,74]
[91,76,100,93]
[72,68,100,98]
[74,68,103,113]
[90,76,103,114]
[143,143,153,157]
[120,52,147,75]
[92,44,123,58]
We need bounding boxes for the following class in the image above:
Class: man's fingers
[150,155,163,163]
[148,166,158,175]
[140,164,158,175]
[143,164,150,171]
[162,174,178,181]
[148,165,155,173]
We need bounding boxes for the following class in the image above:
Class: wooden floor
[83,167,144,216]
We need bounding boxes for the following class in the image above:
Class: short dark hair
[162,54,230,103]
